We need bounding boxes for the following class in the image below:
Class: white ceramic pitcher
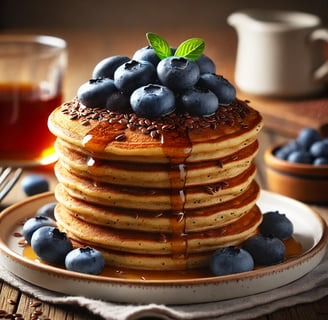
[228,9,328,97]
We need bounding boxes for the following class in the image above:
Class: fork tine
[0,167,23,202]
[0,167,12,186]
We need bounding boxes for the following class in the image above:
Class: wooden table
[1,27,328,320]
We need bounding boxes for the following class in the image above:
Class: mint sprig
[175,38,205,61]
[146,33,171,60]
[146,32,205,61]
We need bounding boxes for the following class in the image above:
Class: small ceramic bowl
[264,145,328,204]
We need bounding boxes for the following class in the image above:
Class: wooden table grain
[0,27,328,320]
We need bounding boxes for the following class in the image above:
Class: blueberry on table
[65,247,105,275]
[77,78,116,108]
[259,211,293,240]
[296,128,321,150]
[114,60,156,94]
[242,234,286,266]
[21,175,49,196]
[92,55,130,79]
[132,46,161,67]
[198,73,236,106]
[130,84,175,118]
[157,56,200,91]
[179,87,218,116]
[31,226,73,265]
[23,216,56,244]
[36,202,57,220]
[195,54,216,74]
[210,246,254,276]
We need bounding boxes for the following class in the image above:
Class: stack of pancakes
[48,98,263,270]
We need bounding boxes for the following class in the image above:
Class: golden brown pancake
[55,202,262,270]
[49,98,263,270]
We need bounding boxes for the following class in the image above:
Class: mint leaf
[146,33,172,60]
[174,38,205,61]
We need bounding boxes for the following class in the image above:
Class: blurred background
[1,0,328,99]
[1,0,328,30]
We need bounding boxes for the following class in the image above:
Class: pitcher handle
[310,28,328,81]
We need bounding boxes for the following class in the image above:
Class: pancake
[55,202,262,270]
[49,93,263,271]
[48,98,262,161]
[54,181,260,233]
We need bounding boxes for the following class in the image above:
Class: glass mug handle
[310,28,328,81]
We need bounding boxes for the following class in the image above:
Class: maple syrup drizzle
[80,120,194,269]
[82,121,126,153]
[161,128,192,269]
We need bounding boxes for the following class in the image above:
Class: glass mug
[0,35,67,166]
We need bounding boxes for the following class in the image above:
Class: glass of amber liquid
[0,35,67,166]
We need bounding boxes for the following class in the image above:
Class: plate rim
[0,190,327,288]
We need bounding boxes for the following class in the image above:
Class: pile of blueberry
[23,203,105,275]
[274,128,328,165]
[210,211,293,276]
[77,33,236,118]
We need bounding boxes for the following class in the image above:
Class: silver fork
[0,167,23,202]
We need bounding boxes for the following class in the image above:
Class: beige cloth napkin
[1,250,328,320]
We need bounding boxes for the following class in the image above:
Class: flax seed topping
[61,98,255,140]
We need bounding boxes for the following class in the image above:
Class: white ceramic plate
[0,190,327,305]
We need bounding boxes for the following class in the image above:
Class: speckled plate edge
[0,190,327,305]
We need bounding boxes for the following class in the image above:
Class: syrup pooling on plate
[21,236,303,280]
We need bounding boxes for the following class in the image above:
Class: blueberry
[130,84,175,118]
[132,46,161,67]
[313,157,328,165]
[274,147,291,160]
[105,90,132,113]
[36,202,57,220]
[296,128,321,150]
[23,216,56,244]
[65,247,105,275]
[310,141,328,158]
[242,235,286,266]
[287,150,312,164]
[157,56,200,91]
[210,246,254,276]
[114,60,156,94]
[92,55,130,79]
[196,54,216,74]
[31,226,73,265]
[274,140,300,160]
[179,87,218,116]
[77,78,116,108]
[259,211,293,240]
[198,73,236,106]
[21,175,49,196]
